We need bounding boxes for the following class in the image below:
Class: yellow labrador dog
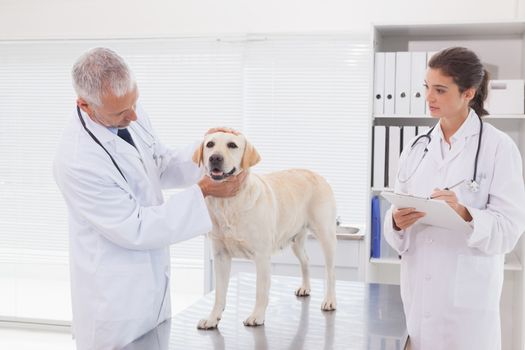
[193,131,337,329]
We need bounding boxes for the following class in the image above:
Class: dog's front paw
[295,286,311,297]
[321,296,336,311]
[197,317,220,330]
[243,314,265,327]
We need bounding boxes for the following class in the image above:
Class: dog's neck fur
[205,172,262,255]
[206,170,259,208]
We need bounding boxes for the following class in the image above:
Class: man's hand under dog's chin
[198,170,248,198]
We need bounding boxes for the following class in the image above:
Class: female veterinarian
[384,47,525,350]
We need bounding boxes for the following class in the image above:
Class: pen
[429,179,465,199]
[444,179,465,191]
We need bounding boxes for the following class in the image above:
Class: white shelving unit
[366,21,525,350]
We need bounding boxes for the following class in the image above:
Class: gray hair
[72,47,136,106]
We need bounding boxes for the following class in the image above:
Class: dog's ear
[241,141,261,169]
[192,142,204,167]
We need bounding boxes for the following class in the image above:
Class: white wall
[0,0,522,40]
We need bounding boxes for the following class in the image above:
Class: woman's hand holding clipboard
[381,191,473,232]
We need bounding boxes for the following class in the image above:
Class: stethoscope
[397,113,483,193]
[76,106,158,182]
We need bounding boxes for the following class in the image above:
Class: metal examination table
[123,273,408,350]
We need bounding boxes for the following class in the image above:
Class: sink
[307,225,363,240]
[336,226,360,234]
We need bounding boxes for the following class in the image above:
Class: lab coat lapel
[115,135,141,158]
[426,110,480,170]
[114,132,150,178]
[79,108,117,145]
[78,109,141,159]
[130,127,157,177]
[441,110,480,168]
[424,127,443,166]
[443,138,467,166]
[79,109,146,176]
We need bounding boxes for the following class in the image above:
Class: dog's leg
[317,229,337,311]
[243,256,271,326]
[197,247,232,329]
[291,231,311,296]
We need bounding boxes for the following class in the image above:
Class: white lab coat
[53,105,212,350]
[384,110,525,350]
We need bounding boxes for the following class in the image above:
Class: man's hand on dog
[198,170,248,198]
[205,127,241,136]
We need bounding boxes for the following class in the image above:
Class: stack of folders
[371,195,399,259]
[374,51,438,116]
[372,125,430,188]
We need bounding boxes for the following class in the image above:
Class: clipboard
[380,191,472,232]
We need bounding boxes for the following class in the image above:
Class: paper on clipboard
[380,191,472,232]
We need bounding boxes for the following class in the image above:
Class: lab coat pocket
[95,263,156,321]
[453,254,501,311]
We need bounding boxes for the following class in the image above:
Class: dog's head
[192,132,261,181]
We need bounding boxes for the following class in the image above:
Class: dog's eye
[206,141,215,148]
[227,142,238,149]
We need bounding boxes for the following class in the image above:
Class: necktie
[117,128,136,149]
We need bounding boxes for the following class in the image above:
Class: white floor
[0,289,201,350]
[0,328,75,350]
[0,265,205,350]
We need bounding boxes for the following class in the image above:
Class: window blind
[243,34,370,226]
[0,34,370,322]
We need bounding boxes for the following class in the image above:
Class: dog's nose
[209,154,223,166]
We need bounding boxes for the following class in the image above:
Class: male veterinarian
[53,47,246,350]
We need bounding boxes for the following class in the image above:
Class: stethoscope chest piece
[467,180,480,193]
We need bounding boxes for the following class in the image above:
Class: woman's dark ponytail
[470,68,489,117]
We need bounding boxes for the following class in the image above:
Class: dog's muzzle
[208,153,236,180]
[209,167,236,181]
